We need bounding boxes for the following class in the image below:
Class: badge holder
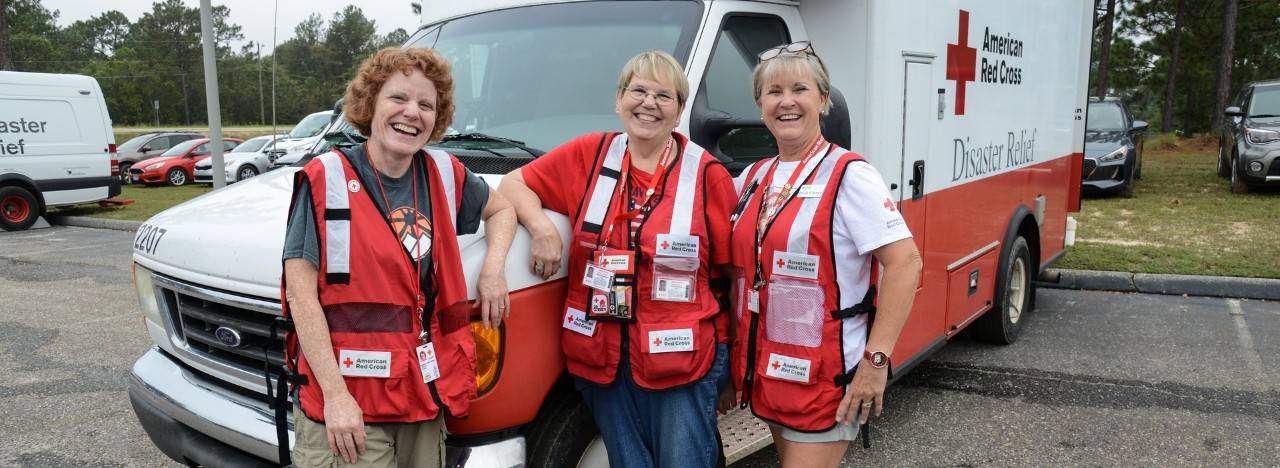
[585,250,637,322]
[652,256,698,303]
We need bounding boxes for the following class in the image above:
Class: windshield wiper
[439,132,544,158]
[1248,114,1280,118]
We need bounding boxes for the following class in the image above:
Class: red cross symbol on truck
[946,10,977,115]
[343,357,354,368]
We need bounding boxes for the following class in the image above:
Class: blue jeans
[575,343,729,468]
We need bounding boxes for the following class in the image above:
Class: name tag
[594,250,635,274]
[563,307,597,336]
[416,342,440,384]
[747,289,760,313]
[772,251,820,279]
[764,353,812,383]
[796,184,825,198]
[655,233,699,258]
[338,349,392,378]
[582,263,615,292]
[654,278,692,301]
[647,328,694,353]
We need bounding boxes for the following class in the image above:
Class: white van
[0,71,119,231]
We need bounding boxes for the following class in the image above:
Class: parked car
[129,137,241,186]
[0,71,119,230]
[1083,96,1147,197]
[194,134,288,184]
[1219,79,1280,193]
[264,110,334,162]
[115,132,203,184]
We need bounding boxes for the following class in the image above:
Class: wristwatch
[863,350,890,369]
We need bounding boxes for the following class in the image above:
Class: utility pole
[200,0,226,189]
[257,42,265,125]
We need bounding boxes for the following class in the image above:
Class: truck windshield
[1086,103,1125,131]
[419,0,701,152]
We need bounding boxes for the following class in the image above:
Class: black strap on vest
[266,316,306,466]
[831,286,876,320]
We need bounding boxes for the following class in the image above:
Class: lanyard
[751,136,827,289]
[366,151,427,336]
[596,137,675,253]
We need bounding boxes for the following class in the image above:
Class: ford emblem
[214,326,243,348]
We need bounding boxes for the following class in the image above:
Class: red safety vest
[559,132,726,389]
[281,145,477,424]
[729,144,877,432]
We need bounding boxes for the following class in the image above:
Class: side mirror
[140,146,153,153]
[1132,120,1148,133]
[1224,106,1244,117]
[330,98,345,125]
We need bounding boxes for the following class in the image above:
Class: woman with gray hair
[499,51,738,467]
[728,42,923,467]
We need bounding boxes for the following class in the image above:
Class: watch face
[869,351,888,368]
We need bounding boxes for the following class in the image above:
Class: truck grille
[153,274,286,383]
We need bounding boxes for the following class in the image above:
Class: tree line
[1090,0,1280,135]
[0,0,411,127]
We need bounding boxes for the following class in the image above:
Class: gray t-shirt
[283,145,490,295]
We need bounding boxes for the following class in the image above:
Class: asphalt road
[1,226,1277,467]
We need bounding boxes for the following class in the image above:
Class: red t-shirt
[520,132,736,266]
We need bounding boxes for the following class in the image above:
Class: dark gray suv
[1083,97,1147,197]
[1219,80,1280,193]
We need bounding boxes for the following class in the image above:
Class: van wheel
[523,381,607,468]
[167,168,188,186]
[119,163,134,184]
[0,186,41,231]
[236,165,259,181]
[973,236,1033,344]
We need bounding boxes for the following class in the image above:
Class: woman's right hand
[324,392,366,464]
[529,224,563,280]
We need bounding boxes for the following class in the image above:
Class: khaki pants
[291,407,444,468]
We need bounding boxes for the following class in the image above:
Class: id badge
[582,263,615,292]
[747,289,760,313]
[587,285,634,321]
[652,256,698,303]
[416,342,441,384]
[593,249,636,275]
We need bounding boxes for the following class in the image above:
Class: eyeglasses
[757,41,814,62]
[624,86,677,106]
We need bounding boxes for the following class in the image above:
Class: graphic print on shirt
[388,206,432,260]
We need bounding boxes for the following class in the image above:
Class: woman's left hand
[476,268,510,329]
[836,364,888,425]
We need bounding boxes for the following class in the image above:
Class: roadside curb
[48,215,143,232]
[1041,268,1280,301]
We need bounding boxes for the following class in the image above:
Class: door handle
[909,160,924,200]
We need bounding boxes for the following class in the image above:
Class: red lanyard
[596,137,675,252]
[755,135,827,243]
[366,151,426,317]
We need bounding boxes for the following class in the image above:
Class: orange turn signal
[469,321,503,395]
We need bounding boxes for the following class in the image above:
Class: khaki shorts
[291,405,444,468]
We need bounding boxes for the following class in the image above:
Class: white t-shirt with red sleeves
[735,158,912,372]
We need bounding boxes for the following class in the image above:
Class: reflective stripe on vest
[426,149,458,227]
[318,152,351,279]
[785,146,841,253]
[580,134,704,236]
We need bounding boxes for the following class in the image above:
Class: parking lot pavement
[2,226,1278,467]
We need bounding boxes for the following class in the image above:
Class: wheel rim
[576,436,610,468]
[1,195,30,223]
[239,167,256,179]
[1007,256,1027,324]
[1218,147,1225,172]
[170,170,186,185]
[1231,156,1238,185]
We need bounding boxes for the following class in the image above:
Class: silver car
[193,134,289,184]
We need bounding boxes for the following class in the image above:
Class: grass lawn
[1056,140,1280,279]
[51,184,212,221]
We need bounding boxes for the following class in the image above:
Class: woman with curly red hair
[281,47,515,467]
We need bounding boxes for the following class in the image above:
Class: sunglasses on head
[757,41,814,62]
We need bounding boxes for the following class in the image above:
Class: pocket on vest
[755,341,827,415]
[341,348,411,419]
[631,319,715,385]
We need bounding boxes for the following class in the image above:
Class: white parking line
[1227,299,1270,392]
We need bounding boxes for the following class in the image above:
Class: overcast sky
[40,0,418,54]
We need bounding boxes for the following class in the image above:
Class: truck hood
[133,168,299,299]
[269,136,320,151]
[136,155,178,168]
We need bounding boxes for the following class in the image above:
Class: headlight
[1245,127,1280,144]
[1098,147,1128,162]
[144,163,164,171]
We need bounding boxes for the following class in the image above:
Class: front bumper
[1236,146,1280,186]
[193,167,232,184]
[128,347,525,467]
[129,169,165,185]
[1081,157,1129,193]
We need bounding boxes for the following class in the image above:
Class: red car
[130,138,242,186]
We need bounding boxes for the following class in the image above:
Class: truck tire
[0,185,42,231]
[119,162,134,184]
[523,382,607,468]
[972,236,1033,344]
[1229,155,1250,194]
[1216,143,1230,178]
